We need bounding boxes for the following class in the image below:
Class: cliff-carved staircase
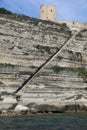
[14,30,80,94]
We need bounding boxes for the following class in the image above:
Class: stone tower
[40,5,57,21]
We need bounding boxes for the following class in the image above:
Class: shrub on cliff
[0,8,12,15]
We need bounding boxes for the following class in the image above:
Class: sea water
[0,113,87,130]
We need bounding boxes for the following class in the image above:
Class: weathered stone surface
[15,105,29,112]
[0,10,87,114]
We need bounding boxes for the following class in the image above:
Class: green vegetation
[51,65,87,82]
[51,65,63,73]
[79,68,87,82]
[16,95,21,101]
[32,20,39,26]
[61,23,67,28]
[0,63,15,67]
[19,71,33,75]
[36,104,58,112]
[81,29,87,33]
[35,45,51,53]
[23,52,29,55]
[68,50,82,62]
[30,66,36,68]
[0,8,12,15]
[57,56,63,60]
[51,65,77,73]
[0,8,70,35]
[58,23,70,33]
[75,94,83,100]
[76,32,83,37]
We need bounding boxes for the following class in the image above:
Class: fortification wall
[58,20,85,30]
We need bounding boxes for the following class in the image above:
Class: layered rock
[0,9,87,114]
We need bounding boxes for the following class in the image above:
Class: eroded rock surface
[0,10,87,114]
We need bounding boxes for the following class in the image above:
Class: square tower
[40,5,57,21]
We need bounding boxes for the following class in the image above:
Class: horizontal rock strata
[0,10,87,114]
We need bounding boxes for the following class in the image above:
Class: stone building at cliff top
[40,4,85,30]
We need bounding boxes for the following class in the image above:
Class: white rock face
[1,95,16,103]
[0,95,17,110]
[15,105,29,111]
[0,12,87,113]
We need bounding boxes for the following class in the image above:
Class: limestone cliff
[0,9,87,114]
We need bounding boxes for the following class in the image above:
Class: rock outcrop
[0,9,87,114]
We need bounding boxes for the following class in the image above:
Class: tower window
[51,10,53,12]
[42,10,44,13]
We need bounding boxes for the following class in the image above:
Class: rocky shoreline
[0,103,87,117]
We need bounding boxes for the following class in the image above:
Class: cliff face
[0,11,87,114]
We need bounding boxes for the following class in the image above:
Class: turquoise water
[0,113,87,130]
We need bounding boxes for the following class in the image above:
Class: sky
[0,0,87,23]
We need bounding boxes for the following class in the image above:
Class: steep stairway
[14,30,80,94]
